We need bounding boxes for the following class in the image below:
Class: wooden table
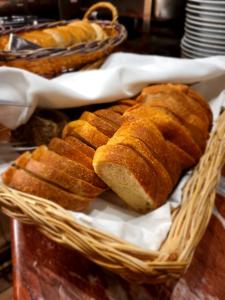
[11,192,225,300]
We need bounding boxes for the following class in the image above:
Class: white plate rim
[185,23,225,33]
[182,38,225,54]
[184,27,225,40]
[189,0,225,4]
[185,32,225,46]
[186,7,225,17]
[186,17,225,29]
[187,12,225,24]
[187,3,225,13]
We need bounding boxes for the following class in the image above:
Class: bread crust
[111,119,182,183]
[93,144,158,212]
[2,167,91,211]
[94,109,122,127]
[32,146,107,189]
[80,111,117,137]
[138,83,212,126]
[15,153,103,198]
[64,136,95,158]
[109,104,130,115]
[108,135,173,202]
[124,106,202,162]
[48,137,93,169]
[141,93,207,151]
[62,120,109,149]
[117,99,137,107]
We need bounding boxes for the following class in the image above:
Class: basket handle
[83,2,118,23]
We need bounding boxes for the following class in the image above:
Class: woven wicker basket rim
[0,21,127,61]
[0,109,225,283]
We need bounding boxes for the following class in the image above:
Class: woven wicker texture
[0,2,127,78]
[0,109,225,284]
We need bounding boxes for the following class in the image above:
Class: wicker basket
[0,2,127,78]
[0,107,225,284]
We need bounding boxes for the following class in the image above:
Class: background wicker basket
[0,2,127,78]
[0,107,225,284]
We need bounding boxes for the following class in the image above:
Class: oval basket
[0,109,225,284]
[0,2,127,78]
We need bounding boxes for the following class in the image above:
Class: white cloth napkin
[1,53,225,250]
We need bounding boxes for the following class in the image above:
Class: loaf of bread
[1,20,108,51]
[3,166,91,211]
[1,97,136,211]
[94,84,212,212]
[2,85,211,214]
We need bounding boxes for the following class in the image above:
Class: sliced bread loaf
[64,135,95,158]
[109,104,130,115]
[123,106,202,162]
[94,144,162,212]
[110,120,182,184]
[138,83,212,126]
[108,135,173,202]
[2,167,91,211]
[62,120,109,149]
[32,146,107,189]
[48,137,93,169]
[94,109,122,127]
[15,152,104,198]
[80,111,117,137]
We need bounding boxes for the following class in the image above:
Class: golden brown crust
[15,153,103,198]
[2,167,91,211]
[32,146,107,189]
[117,99,137,106]
[187,88,212,125]
[20,30,57,48]
[109,104,130,115]
[108,135,173,202]
[166,141,195,169]
[138,83,212,127]
[69,20,96,41]
[62,120,109,149]
[94,109,122,127]
[93,144,158,212]
[48,137,93,169]
[141,93,208,151]
[64,136,95,158]
[112,119,182,184]
[80,111,117,137]
[124,106,202,162]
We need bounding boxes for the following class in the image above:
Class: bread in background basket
[0,2,127,78]
[2,84,212,213]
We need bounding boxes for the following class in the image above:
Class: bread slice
[62,120,109,149]
[2,167,91,211]
[143,92,209,136]
[166,141,195,169]
[64,136,95,158]
[138,83,212,127]
[111,120,182,183]
[109,104,130,115]
[32,146,107,189]
[15,152,103,198]
[93,144,164,212]
[80,111,117,137]
[108,135,173,201]
[94,109,122,127]
[123,106,202,162]
[48,137,93,169]
[117,99,137,106]
[142,94,207,150]
[187,88,212,126]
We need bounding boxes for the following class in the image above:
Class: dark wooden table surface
[11,190,225,300]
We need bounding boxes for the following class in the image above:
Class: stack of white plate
[181,0,225,58]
